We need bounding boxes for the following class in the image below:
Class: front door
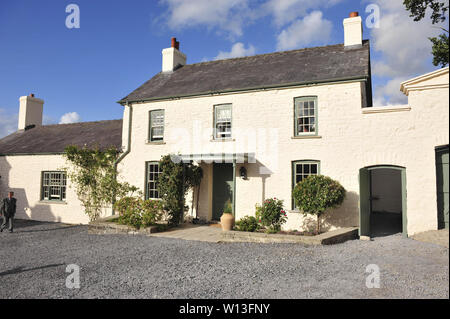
[212,163,233,220]
[436,146,449,229]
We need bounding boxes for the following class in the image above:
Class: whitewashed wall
[118,72,448,236]
[0,155,109,224]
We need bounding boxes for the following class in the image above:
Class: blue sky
[0,0,446,137]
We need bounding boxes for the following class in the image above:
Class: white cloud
[0,109,18,138]
[159,0,252,37]
[59,112,81,124]
[263,0,342,27]
[369,0,447,105]
[215,42,256,60]
[370,0,443,78]
[276,11,332,50]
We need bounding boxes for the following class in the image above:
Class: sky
[0,0,448,138]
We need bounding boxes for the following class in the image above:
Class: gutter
[118,76,369,105]
[112,102,133,215]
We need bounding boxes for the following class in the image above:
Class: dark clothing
[1,198,16,217]
[1,198,16,232]
[1,215,14,232]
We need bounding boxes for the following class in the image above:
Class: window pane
[311,164,317,174]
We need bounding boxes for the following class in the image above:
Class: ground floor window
[41,171,67,201]
[146,162,161,199]
[292,160,320,208]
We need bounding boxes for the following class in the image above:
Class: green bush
[292,175,346,234]
[255,198,287,232]
[235,216,259,232]
[223,200,232,214]
[114,197,163,229]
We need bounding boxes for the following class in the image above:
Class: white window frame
[214,104,232,140]
[41,171,67,201]
[149,110,165,142]
[294,96,318,136]
[146,162,161,199]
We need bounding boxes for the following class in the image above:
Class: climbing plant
[63,145,138,221]
[157,155,203,226]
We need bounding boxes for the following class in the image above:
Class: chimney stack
[162,37,186,72]
[343,12,363,47]
[18,94,43,130]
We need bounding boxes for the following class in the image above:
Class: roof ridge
[186,42,350,67]
[41,119,122,128]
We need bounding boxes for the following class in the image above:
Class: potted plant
[220,200,234,231]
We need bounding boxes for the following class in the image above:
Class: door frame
[359,165,407,238]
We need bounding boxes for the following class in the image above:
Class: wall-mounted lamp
[239,166,247,180]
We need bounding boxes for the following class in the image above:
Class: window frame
[291,160,321,209]
[145,161,162,200]
[213,103,232,140]
[41,171,67,202]
[149,109,165,142]
[293,96,318,136]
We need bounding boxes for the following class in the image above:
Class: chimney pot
[29,93,35,97]
[171,37,177,48]
[349,12,359,18]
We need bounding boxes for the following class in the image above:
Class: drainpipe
[112,102,133,215]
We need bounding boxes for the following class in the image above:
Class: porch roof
[173,152,256,163]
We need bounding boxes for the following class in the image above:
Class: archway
[359,165,407,238]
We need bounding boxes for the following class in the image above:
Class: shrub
[256,198,287,232]
[157,155,203,226]
[235,216,259,232]
[114,196,163,229]
[223,200,232,214]
[292,175,346,234]
[141,199,163,228]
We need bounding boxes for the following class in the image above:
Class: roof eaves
[118,75,369,105]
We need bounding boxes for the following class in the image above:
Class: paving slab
[412,229,449,248]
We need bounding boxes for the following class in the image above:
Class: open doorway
[359,166,407,238]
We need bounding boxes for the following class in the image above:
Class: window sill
[291,135,322,139]
[146,140,166,145]
[210,138,235,142]
[39,200,67,205]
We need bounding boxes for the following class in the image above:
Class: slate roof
[120,40,371,104]
[0,120,122,155]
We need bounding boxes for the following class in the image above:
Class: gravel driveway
[0,220,448,299]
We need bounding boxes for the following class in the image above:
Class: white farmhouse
[0,13,448,236]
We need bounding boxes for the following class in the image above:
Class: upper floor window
[41,171,66,201]
[146,162,161,199]
[214,104,232,139]
[294,97,317,136]
[149,110,164,142]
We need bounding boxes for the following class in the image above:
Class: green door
[212,163,233,220]
[359,168,371,236]
[436,146,449,229]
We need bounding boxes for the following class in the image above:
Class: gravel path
[0,220,448,299]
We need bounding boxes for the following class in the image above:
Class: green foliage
[430,33,449,67]
[157,155,203,226]
[292,175,346,234]
[114,196,163,229]
[63,145,138,221]
[235,216,260,232]
[255,198,287,232]
[403,0,449,67]
[223,200,233,214]
[403,0,448,24]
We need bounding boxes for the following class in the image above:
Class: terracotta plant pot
[220,213,235,231]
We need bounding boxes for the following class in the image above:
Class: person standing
[1,191,17,233]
